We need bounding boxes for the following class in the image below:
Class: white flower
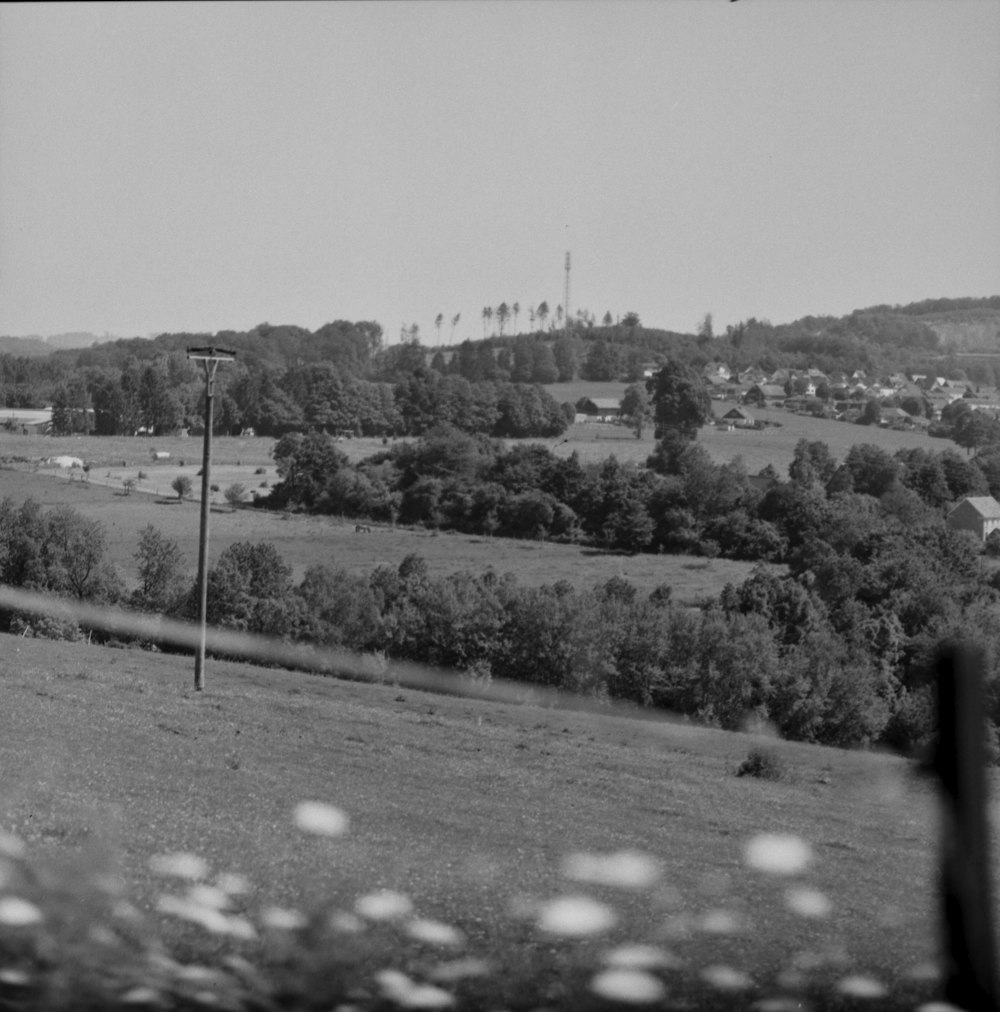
[536,895,617,937]
[120,986,162,1005]
[0,969,31,986]
[186,884,231,911]
[836,975,888,999]
[215,872,251,897]
[700,965,753,991]
[406,918,464,947]
[0,831,26,859]
[743,834,812,875]
[374,969,454,1009]
[603,944,680,971]
[785,886,831,918]
[699,909,741,934]
[355,890,413,922]
[293,801,350,837]
[260,906,307,931]
[561,850,661,890]
[224,916,258,941]
[590,968,666,1004]
[156,894,230,934]
[0,897,43,927]
[329,911,364,934]
[428,958,492,982]
[149,852,209,881]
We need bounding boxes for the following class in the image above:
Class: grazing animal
[354,524,372,533]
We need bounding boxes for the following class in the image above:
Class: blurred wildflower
[293,800,350,837]
[784,886,831,918]
[914,1004,966,1012]
[743,834,812,875]
[699,909,742,934]
[120,986,162,1005]
[590,968,666,1004]
[406,918,465,947]
[260,906,307,931]
[355,890,414,922]
[375,968,455,1008]
[224,916,258,941]
[603,943,681,971]
[0,831,26,859]
[149,852,209,881]
[835,975,887,999]
[0,897,43,927]
[156,894,230,934]
[215,872,251,897]
[187,884,231,911]
[536,895,617,937]
[0,969,32,986]
[753,999,812,1012]
[329,910,364,933]
[561,850,661,890]
[700,965,753,990]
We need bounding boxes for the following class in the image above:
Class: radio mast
[564,251,571,336]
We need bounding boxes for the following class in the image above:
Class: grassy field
[0,466,768,601]
[543,382,961,473]
[0,633,962,1008]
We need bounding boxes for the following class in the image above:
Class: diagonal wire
[0,583,671,723]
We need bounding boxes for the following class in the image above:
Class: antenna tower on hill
[564,251,571,335]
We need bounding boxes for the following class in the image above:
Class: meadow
[0,456,767,602]
[0,632,960,1009]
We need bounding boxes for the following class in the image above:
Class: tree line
[4,496,996,756]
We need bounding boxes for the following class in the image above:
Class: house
[720,406,755,428]
[946,497,1000,541]
[577,398,622,422]
[744,383,786,406]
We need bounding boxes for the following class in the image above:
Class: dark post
[934,645,998,1011]
[186,347,236,692]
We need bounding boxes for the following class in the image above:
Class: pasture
[0,632,960,1009]
[0,465,765,601]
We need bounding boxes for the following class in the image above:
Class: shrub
[171,476,193,501]
[736,747,786,780]
[255,466,267,475]
[225,483,247,507]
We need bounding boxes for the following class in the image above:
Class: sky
[1,1,998,344]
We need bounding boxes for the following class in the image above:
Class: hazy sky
[1,1,997,343]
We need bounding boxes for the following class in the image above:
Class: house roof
[584,398,622,411]
[950,496,1000,519]
[722,406,752,420]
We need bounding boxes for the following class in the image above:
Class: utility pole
[186,346,236,692]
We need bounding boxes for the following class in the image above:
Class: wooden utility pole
[186,346,236,692]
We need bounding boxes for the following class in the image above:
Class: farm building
[3,408,53,434]
[720,406,755,428]
[577,398,622,422]
[946,496,1000,541]
[744,384,786,406]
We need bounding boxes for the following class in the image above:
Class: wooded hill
[2,297,999,436]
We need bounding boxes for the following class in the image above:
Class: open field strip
[0,632,961,1003]
[0,467,766,600]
